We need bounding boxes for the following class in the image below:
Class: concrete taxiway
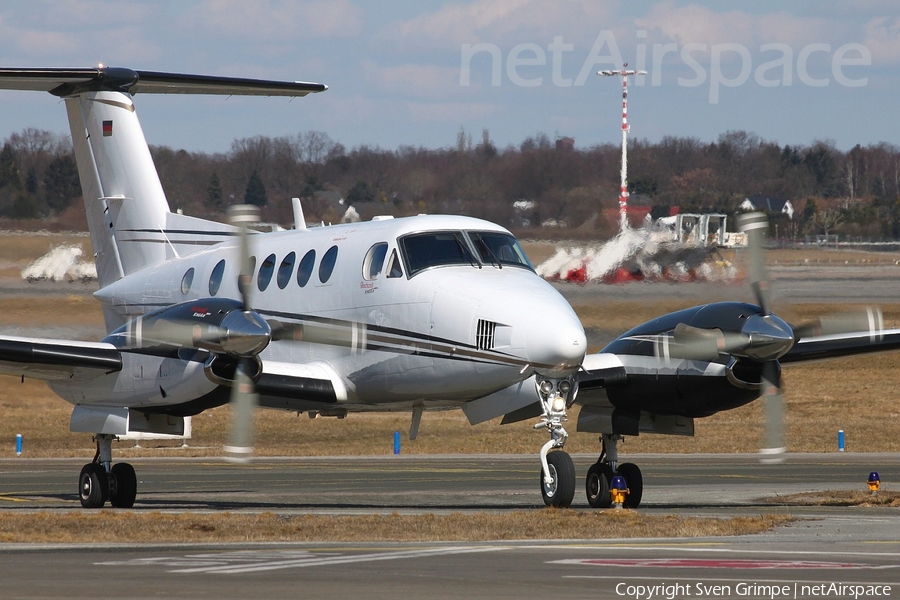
[1,454,899,598]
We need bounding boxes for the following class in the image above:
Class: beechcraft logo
[102,120,113,136]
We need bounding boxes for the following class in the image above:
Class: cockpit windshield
[400,231,477,276]
[468,231,533,270]
[399,230,533,276]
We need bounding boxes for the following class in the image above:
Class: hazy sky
[0,0,897,153]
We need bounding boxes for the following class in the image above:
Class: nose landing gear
[534,376,576,508]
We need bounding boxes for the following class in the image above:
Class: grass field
[0,510,793,543]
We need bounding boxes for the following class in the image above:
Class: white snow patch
[21,244,97,282]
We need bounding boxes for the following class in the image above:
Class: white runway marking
[96,546,507,574]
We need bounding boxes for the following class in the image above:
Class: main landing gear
[78,434,137,509]
[585,433,643,509]
[534,378,643,509]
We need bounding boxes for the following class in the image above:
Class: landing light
[539,380,553,396]
[610,475,629,508]
[868,471,880,493]
[558,381,571,395]
[551,396,566,413]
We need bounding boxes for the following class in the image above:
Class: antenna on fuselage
[292,197,307,231]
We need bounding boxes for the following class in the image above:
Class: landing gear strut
[585,433,643,508]
[78,434,137,509]
[535,376,577,508]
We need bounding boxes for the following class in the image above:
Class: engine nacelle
[104,298,271,358]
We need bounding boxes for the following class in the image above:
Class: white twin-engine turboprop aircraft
[2,67,899,511]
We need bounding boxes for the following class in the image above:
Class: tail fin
[65,89,169,286]
[0,67,326,287]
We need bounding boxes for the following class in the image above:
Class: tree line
[1,126,899,239]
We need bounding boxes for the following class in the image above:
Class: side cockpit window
[387,250,403,278]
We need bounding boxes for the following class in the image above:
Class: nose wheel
[540,450,575,507]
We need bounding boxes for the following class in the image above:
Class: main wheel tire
[110,462,137,509]
[585,462,613,508]
[616,462,643,508]
[540,451,576,508]
[79,463,109,509]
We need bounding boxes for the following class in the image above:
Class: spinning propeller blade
[665,323,748,362]
[760,360,785,462]
[229,204,259,311]
[738,212,772,316]
[738,213,785,460]
[793,307,884,340]
[223,357,259,462]
[224,204,262,462]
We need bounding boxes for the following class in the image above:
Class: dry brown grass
[0,296,104,329]
[772,491,900,507]
[0,232,90,266]
[0,510,793,543]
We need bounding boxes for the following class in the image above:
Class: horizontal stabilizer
[0,67,327,97]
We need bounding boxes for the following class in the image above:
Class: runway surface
[1,453,898,598]
[1,453,898,514]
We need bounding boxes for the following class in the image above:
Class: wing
[0,335,121,381]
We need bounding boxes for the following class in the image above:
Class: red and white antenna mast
[599,64,646,231]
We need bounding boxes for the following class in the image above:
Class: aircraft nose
[526,302,586,377]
